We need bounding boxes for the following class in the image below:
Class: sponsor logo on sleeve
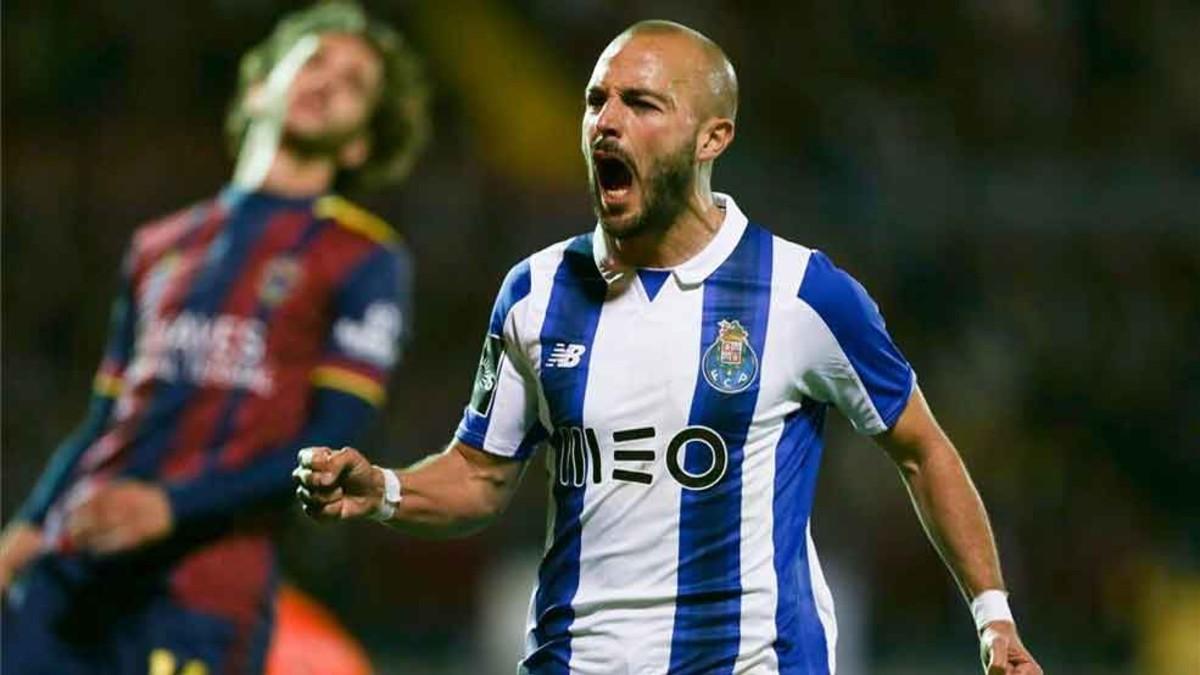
[333,302,402,369]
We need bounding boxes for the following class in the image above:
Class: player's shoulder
[758,228,882,325]
[487,233,594,326]
[503,232,592,287]
[313,194,401,251]
[128,196,220,266]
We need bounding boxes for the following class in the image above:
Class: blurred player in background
[296,20,1041,675]
[0,2,426,673]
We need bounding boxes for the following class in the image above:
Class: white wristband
[371,466,402,522]
[971,590,1014,632]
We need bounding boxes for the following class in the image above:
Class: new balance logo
[546,342,587,368]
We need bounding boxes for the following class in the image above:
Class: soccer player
[0,3,426,673]
[294,20,1042,675]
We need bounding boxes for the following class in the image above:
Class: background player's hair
[225,1,430,193]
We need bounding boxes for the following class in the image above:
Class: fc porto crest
[259,256,302,306]
[702,319,759,394]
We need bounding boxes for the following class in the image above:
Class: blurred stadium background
[3,1,1198,673]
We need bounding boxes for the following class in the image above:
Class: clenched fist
[981,621,1042,675]
[293,446,385,521]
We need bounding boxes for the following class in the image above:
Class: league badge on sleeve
[703,319,759,394]
[469,334,505,416]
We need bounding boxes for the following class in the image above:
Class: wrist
[971,589,1014,633]
[370,466,402,522]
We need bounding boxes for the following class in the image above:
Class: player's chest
[531,279,791,428]
[130,226,333,362]
[529,282,795,493]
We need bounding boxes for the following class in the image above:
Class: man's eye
[631,100,657,111]
[586,95,605,109]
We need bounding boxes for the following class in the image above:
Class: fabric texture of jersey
[8,187,411,675]
[455,194,914,675]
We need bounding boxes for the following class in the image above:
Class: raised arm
[875,387,1041,675]
[294,441,526,538]
[296,257,542,538]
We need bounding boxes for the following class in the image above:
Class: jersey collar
[591,192,749,286]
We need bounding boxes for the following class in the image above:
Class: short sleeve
[312,245,413,407]
[797,251,915,434]
[455,260,548,459]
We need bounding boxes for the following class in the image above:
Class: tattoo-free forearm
[894,437,1006,601]
[385,443,523,538]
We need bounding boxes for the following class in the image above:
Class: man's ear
[696,117,735,163]
[338,133,372,170]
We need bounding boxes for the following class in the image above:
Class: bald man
[295,21,1042,675]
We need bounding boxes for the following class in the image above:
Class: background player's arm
[163,390,379,524]
[875,388,1040,674]
[56,392,380,556]
[295,440,525,538]
[1,250,136,588]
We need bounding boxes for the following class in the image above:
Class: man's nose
[593,100,624,139]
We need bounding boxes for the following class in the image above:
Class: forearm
[895,439,1005,601]
[384,444,521,539]
[166,451,298,524]
[18,394,116,525]
[168,388,376,524]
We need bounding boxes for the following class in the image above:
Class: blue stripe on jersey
[638,268,670,301]
[457,260,534,448]
[524,236,607,674]
[772,400,831,673]
[797,251,913,428]
[668,224,773,674]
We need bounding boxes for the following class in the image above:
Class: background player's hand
[981,621,1042,674]
[0,521,44,595]
[64,480,174,555]
[294,446,384,521]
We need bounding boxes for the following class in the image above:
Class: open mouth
[595,154,634,194]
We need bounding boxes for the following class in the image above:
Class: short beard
[281,126,361,161]
[593,140,694,241]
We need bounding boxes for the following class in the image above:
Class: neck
[255,145,337,198]
[609,172,724,269]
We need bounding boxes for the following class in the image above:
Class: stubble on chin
[590,149,693,242]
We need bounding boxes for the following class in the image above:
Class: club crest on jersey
[259,256,302,306]
[702,319,758,394]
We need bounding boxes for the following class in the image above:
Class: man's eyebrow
[620,87,673,107]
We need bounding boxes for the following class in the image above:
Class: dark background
[4,2,1198,673]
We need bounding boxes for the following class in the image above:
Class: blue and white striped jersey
[456,194,915,675]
